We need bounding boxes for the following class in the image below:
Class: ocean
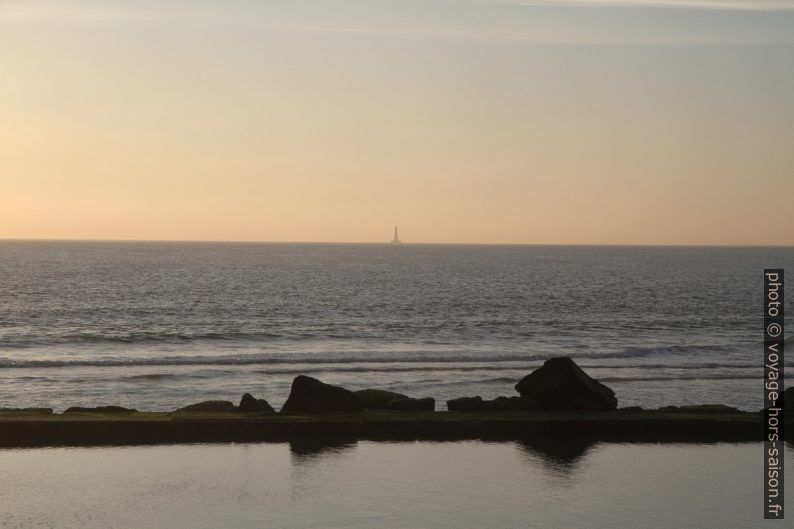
[0,240,791,412]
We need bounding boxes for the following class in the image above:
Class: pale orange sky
[1,0,793,244]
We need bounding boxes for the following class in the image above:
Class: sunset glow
[2,0,792,244]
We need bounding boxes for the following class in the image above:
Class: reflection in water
[289,439,358,501]
[289,439,358,463]
[0,441,789,529]
[518,436,597,467]
[517,437,599,485]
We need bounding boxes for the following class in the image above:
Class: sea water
[0,241,791,411]
[0,441,790,529]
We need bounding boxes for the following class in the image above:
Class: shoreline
[0,408,781,448]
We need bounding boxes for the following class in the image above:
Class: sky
[1,0,792,244]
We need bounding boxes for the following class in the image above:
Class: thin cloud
[1,0,793,46]
[4,0,794,26]
[475,0,794,11]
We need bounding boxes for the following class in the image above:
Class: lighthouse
[390,226,402,244]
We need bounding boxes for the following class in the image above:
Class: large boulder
[280,375,363,414]
[176,400,237,412]
[355,389,410,409]
[515,357,617,411]
[238,393,275,413]
[384,397,435,412]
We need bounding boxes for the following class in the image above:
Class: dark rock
[0,407,53,415]
[481,396,533,412]
[64,406,136,414]
[515,357,617,411]
[447,396,483,412]
[480,397,512,412]
[176,400,237,413]
[384,397,435,412]
[238,393,275,413]
[355,389,410,409]
[447,396,534,412]
[784,387,793,416]
[659,404,741,414]
[356,389,434,412]
[280,375,363,414]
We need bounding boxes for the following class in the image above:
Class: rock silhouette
[356,389,434,411]
[385,397,435,412]
[238,393,275,413]
[281,375,363,414]
[515,357,617,411]
[0,407,53,415]
[447,396,534,412]
[447,396,484,412]
[356,389,410,409]
[64,406,137,414]
[176,400,237,412]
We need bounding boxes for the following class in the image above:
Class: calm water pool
[0,440,790,528]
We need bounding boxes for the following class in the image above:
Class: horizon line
[1,237,792,248]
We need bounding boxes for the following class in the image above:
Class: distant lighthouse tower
[390,226,402,244]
